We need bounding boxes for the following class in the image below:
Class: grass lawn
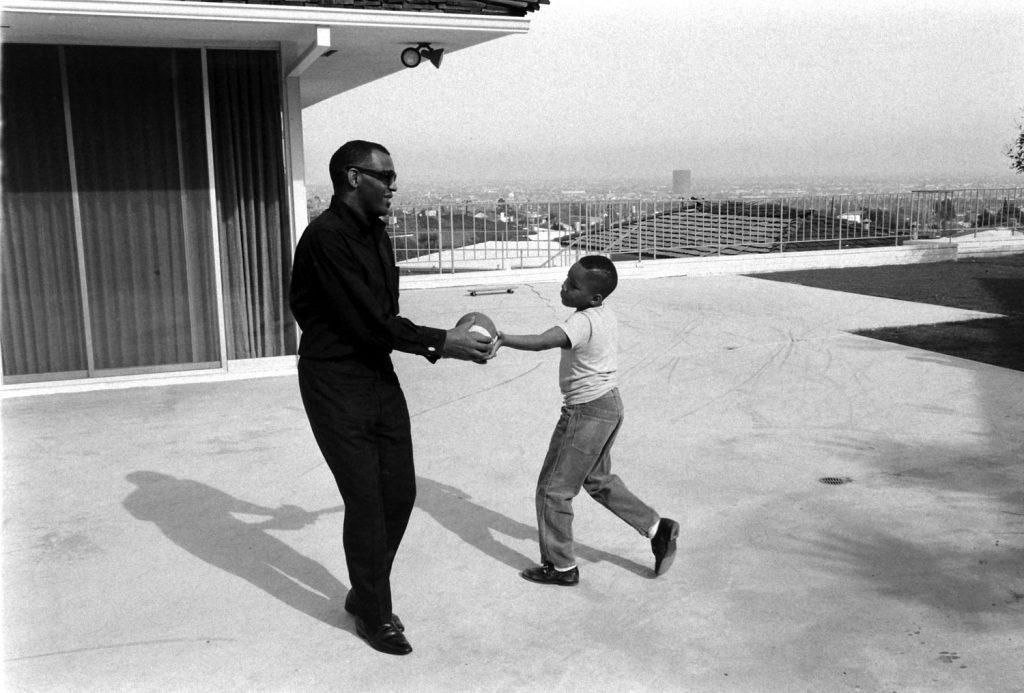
[748,253,1024,372]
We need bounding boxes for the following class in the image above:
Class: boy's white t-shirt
[557,304,617,405]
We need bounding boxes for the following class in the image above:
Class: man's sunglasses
[349,166,397,186]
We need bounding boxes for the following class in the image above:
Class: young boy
[495,255,679,585]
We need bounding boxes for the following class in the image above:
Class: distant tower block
[673,169,692,196]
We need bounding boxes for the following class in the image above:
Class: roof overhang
[0,0,531,106]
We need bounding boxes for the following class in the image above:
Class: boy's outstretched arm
[495,326,569,353]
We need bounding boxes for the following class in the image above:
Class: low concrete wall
[906,232,1024,259]
[401,244,960,290]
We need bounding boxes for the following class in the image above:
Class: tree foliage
[1009,111,1024,174]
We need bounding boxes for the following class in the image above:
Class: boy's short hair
[329,140,391,190]
[578,255,618,298]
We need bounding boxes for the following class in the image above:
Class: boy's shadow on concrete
[416,476,650,577]
[122,471,350,631]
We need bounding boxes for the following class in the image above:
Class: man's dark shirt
[289,196,446,368]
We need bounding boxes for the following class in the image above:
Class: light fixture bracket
[401,43,443,69]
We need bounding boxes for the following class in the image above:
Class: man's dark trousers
[297,357,416,628]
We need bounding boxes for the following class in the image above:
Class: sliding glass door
[65,46,220,374]
[1,43,296,383]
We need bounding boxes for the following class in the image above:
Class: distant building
[673,170,692,196]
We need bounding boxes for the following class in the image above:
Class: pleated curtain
[207,50,295,360]
[64,46,219,371]
[1,45,87,378]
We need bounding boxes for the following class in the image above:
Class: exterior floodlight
[401,43,443,69]
[400,46,421,68]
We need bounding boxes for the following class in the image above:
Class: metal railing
[907,188,1023,237]
[377,187,1023,274]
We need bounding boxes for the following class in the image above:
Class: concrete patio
[3,273,1023,692]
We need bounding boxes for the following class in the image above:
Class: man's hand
[443,316,494,363]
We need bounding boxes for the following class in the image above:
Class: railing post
[717,207,721,256]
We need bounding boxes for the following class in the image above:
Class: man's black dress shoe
[344,592,404,632]
[520,562,579,586]
[651,517,680,576]
[354,616,412,656]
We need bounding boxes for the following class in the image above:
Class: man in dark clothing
[289,140,491,655]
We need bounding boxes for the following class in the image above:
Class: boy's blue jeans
[536,388,658,569]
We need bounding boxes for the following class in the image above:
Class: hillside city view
[299,170,1023,274]
[305,172,1023,215]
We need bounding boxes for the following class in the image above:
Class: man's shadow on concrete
[123,471,350,630]
[416,476,650,577]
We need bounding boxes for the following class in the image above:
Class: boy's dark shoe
[345,591,404,632]
[354,616,413,655]
[520,562,580,586]
[651,518,680,576]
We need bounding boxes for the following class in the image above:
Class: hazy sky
[302,0,1024,187]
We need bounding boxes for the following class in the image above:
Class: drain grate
[819,476,853,485]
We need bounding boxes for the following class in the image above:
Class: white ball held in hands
[456,311,497,343]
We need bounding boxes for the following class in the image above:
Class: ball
[456,311,497,342]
